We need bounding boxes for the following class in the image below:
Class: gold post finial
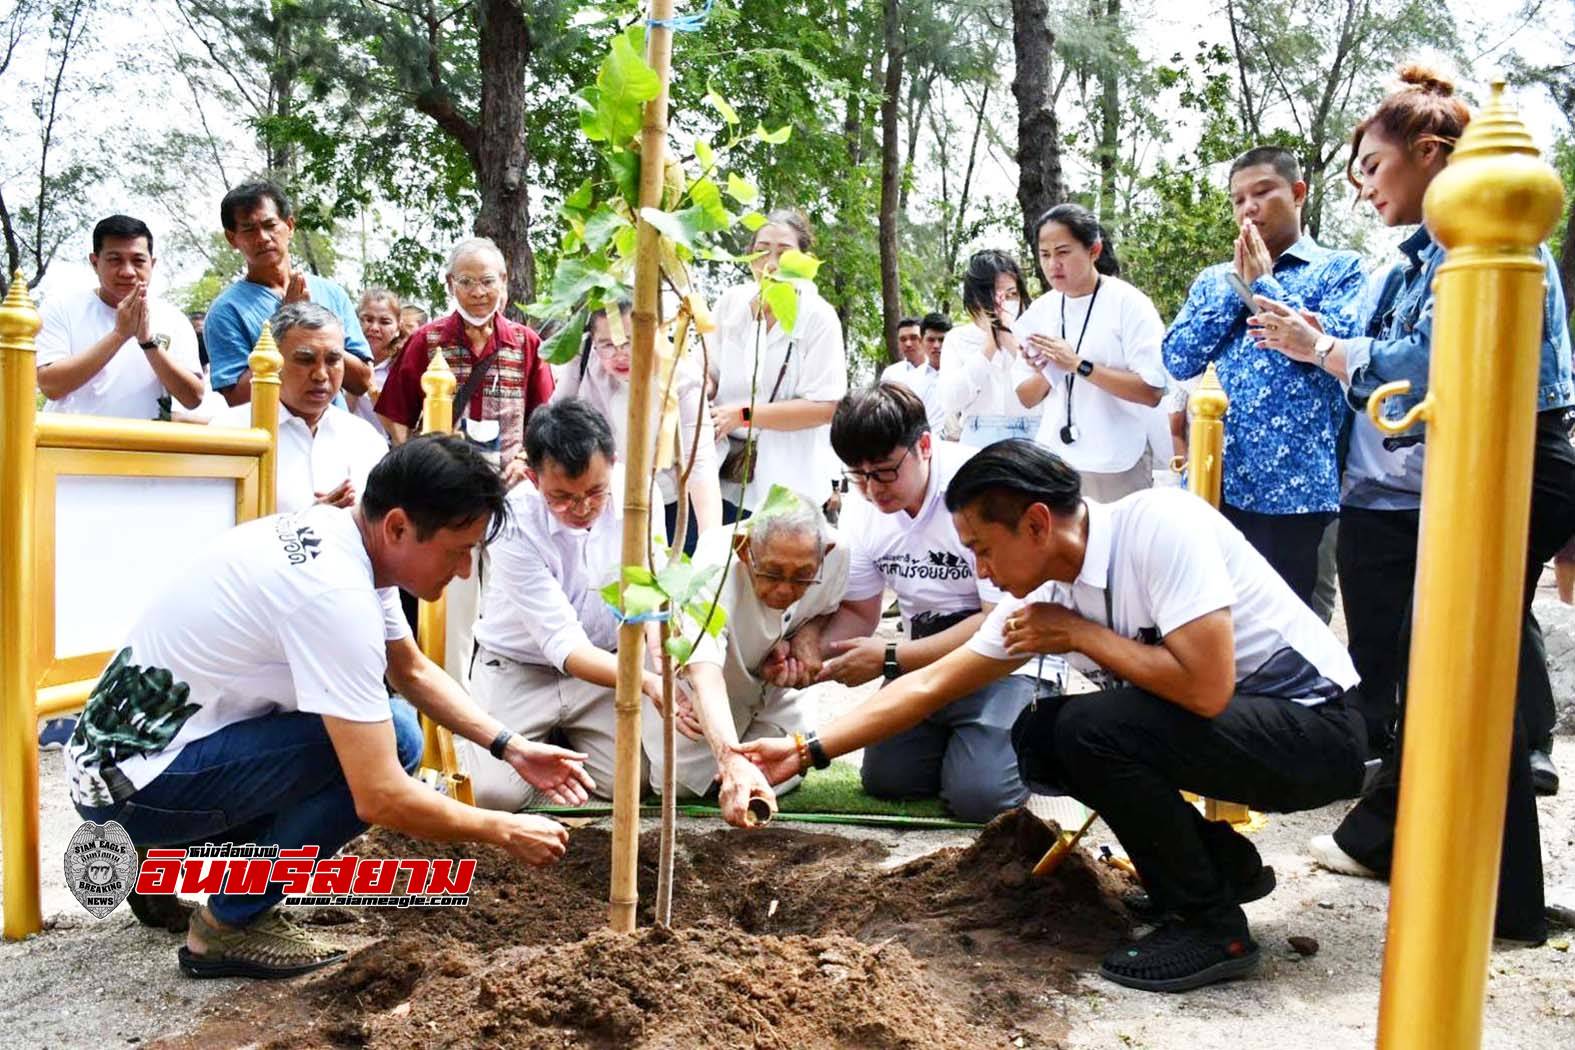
[248,318,283,384]
[419,340,457,404]
[0,272,42,353]
[1189,362,1228,421]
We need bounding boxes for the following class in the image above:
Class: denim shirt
[1163,236,1367,515]
[1341,226,1574,510]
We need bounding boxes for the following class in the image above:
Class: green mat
[527,760,984,830]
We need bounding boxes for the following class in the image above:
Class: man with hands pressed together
[816,384,1053,821]
[739,440,1367,993]
[650,490,849,827]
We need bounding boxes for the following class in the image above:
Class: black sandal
[1100,915,1260,993]
[178,907,346,980]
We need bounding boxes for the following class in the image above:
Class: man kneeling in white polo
[461,399,664,810]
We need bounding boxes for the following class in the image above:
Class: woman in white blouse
[553,300,721,553]
[709,210,848,520]
[1012,204,1168,502]
[936,250,1042,447]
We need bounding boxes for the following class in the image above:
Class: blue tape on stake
[603,599,673,624]
[647,0,714,31]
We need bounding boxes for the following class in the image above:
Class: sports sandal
[178,906,346,979]
[1100,916,1260,993]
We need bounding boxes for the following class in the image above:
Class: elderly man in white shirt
[212,302,389,512]
[459,399,666,811]
[648,489,848,826]
[36,215,204,420]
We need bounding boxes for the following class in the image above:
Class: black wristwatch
[489,727,515,759]
[139,335,168,353]
[1076,358,1095,378]
[804,729,832,770]
[883,640,902,682]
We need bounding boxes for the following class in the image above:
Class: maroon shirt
[375,311,553,462]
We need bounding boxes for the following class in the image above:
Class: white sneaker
[1308,834,1380,879]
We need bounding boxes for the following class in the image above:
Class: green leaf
[612,224,637,258]
[664,636,695,664]
[706,85,739,125]
[686,179,730,230]
[656,560,722,607]
[598,30,662,144]
[776,249,821,281]
[639,206,704,248]
[574,88,610,142]
[725,173,759,205]
[754,123,792,145]
[738,211,767,232]
[693,137,715,171]
[685,600,727,638]
[751,483,804,525]
[583,208,631,251]
[622,583,666,617]
[761,279,799,332]
[565,178,595,212]
[606,150,640,206]
[547,254,619,306]
[539,309,587,366]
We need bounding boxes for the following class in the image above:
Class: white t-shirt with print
[212,401,390,514]
[36,286,202,420]
[711,281,847,512]
[968,488,1358,704]
[64,506,410,807]
[1011,275,1169,473]
[840,440,1063,685]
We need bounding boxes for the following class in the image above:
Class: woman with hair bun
[1252,64,1575,944]
[1012,203,1168,501]
[936,249,1043,446]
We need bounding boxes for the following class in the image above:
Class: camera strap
[1060,277,1103,433]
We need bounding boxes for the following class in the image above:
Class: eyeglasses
[842,445,913,487]
[543,488,609,513]
[749,567,821,588]
[592,340,631,356]
[451,275,503,292]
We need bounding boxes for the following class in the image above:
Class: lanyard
[1061,277,1102,430]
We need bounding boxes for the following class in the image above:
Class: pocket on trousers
[115,800,231,848]
[1009,703,1065,795]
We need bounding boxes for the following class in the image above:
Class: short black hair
[93,215,154,256]
[944,439,1081,526]
[525,398,617,477]
[221,180,293,232]
[831,383,928,466]
[920,312,952,336]
[362,434,510,543]
[1228,146,1301,187]
[897,316,921,331]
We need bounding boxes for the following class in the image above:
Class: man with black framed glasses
[646,488,849,826]
[459,399,665,811]
[815,383,1058,821]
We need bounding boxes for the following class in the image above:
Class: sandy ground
[2,560,1573,1047]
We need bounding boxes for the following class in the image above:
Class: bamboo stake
[610,0,677,933]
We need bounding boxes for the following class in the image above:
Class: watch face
[1077,359,1094,377]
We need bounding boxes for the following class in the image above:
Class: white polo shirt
[1011,276,1168,473]
[683,525,850,703]
[969,488,1358,704]
[474,466,632,672]
[879,359,945,431]
[213,401,390,514]
[36,286,202,420]
[65,505,410,807]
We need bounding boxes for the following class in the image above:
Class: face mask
[455,304,496,327]
[998,298,1021,323]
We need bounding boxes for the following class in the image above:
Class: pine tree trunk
[475,0,536,310]
[1011,0,1064,246]
[878,0,904,363]
[1097,0,1120,228]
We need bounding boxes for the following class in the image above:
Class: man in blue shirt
[205,181,372,406]
[1163,147,1366,607]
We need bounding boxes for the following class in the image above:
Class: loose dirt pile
[160,810,1137,1049]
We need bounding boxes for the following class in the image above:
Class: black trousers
[1337,506,1421,754]
[1335,410,1575,940]
[1220,503,1336,610]
[1012,687,1367,919]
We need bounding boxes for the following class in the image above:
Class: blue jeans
[960,414,1037,449]
[75,699,423,926]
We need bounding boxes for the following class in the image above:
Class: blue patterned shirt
[1163,236,1366,515]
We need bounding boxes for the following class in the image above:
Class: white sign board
[53,475,237,658]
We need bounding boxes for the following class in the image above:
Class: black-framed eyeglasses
[842,445,913,487]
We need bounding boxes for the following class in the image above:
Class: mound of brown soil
[164,809,1136,1049]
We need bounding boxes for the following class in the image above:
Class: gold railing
[0,273,280,940]
[1374,82,1566,1050]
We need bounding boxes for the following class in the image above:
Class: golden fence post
[248,321,284,517]
[0,272,43,940]
[1375,83,1565,1050]
[1184,364,1253,824]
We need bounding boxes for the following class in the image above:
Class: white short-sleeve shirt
[969,488,1358,704]
[935,323,1042,422]
[36,287,201,420]
[64,506,410,806]
[879,359,945,431]
[213,401,390,514]
[1011,276,1169,473]
[711,281,847,512]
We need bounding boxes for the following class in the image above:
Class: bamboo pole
[610,0,677,933]
[0,272,43,940]
[1183,365,1252,825]
[1375,82,1565,1050]
[248,320,284,517]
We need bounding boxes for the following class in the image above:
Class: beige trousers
[644,678,812,798]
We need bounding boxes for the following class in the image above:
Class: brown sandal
[178,906,346,979]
